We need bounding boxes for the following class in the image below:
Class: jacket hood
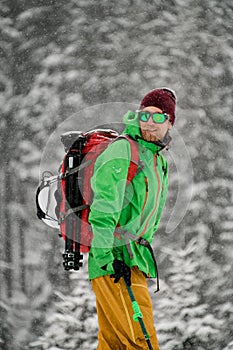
[122,110,141,137]
[122,110,170,154]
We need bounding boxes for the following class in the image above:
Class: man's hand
[110,259,131,286]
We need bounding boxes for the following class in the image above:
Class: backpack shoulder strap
[117,134,142,183]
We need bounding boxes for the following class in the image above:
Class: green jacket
[88,110,169,280]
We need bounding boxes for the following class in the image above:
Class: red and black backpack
[36,129,140,270]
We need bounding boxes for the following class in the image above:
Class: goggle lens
[138,111,168,124]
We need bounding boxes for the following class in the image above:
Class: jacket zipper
[139,155,161,238]
[140,176,148,224]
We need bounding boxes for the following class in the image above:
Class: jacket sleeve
[88,139,131,269]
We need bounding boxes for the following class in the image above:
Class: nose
[147,116,154,125]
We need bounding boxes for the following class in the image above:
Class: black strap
[61,159,92,179]
[58,204,89,224]
[137,237,160,293]
[114,228,160,293]
[114,228,136,259]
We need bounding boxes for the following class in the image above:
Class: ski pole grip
[132,301,143,322]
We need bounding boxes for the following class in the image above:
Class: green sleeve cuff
[102,254,122,273]
[92,249,114,269]
[105,261,114,273]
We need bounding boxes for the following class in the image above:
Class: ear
[168,120,173,130]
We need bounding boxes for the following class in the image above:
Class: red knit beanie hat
[139,88,177,125]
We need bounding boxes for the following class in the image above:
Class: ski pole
[124,280,154,350]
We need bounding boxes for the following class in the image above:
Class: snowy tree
[0,2,24,348]
[0,1,71,348]
[29,260,98,350]
[153,238,224,350]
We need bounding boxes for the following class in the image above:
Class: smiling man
[89,88,176,349]
[138,106,172,143]
[139,88,175,144]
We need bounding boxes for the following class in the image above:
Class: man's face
[139,106,172,143]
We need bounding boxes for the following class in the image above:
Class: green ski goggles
[137,111,169,124]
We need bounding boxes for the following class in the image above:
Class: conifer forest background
[0,0,233,349]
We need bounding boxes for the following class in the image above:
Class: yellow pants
[91,267,160,350]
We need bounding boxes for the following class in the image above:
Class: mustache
[142,128,158,132]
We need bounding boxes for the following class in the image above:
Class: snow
[1,0,233,349]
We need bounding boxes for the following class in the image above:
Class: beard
[141,129,161,142]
